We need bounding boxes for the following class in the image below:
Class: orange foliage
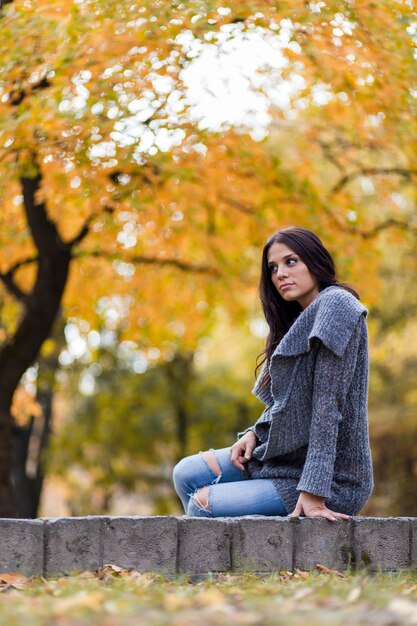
[0,0,415,351]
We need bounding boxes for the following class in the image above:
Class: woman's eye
[287,258,297,266]
[269,264,278,274]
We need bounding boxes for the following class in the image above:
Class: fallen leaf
[0,573,30,589]
[44,582,58,595]
[77,570,96,580]
[402,585,417,597]
[94,564,128,581]
[293,569,310,579]
[316,564,345,578]
[131,571,159,588]
[347,586,362,603]
[216,573,240,583]
[102,564,124,574]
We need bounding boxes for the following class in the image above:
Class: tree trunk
[0,174,71,517]
[0,409,13,516]
[165,353,194,462]
[12,389,53,518]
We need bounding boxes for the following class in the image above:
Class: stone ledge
[0,516,415,576]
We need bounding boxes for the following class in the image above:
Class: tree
[11,314,66,518]
[1,0,417,516]
[0,0,292,515]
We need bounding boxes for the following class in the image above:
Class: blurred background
[0,0,416,518]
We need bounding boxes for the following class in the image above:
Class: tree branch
[65,207,115,249]
[8,70,51,107]
[2,256,38,276]
[321,202,417,239]
[219,195,254,215]
[317,140,345,174]
[75,249,220,275]
[332,167,417,195]
[0,256,38,303]
[351,218,417,239]
[0,273,29,303]
[22,174,66,253]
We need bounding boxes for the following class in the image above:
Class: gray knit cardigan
[238,285,373,516]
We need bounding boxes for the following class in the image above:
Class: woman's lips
[280,283,294,291]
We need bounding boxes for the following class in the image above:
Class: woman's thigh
[173,447,244,511]
[188,478,288,517]
[173,446,288,517]
[204,446,247,482]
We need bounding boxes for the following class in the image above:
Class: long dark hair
[256,226,359,381]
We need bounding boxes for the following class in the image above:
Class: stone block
[231,516,293,572]
[177,518,231,574]
[103,516,178,574]
[0,519,44,576]
[45,517,101,576]
[353,517,410,571]
[294,517,352,571]
[410,518,417,569]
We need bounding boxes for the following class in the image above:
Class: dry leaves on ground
[0,573,30,591]
[0,567,415,626]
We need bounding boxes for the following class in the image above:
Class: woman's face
[267,241,319,310]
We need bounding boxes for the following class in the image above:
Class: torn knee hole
[201,451,222,477]
[192,487,210,511]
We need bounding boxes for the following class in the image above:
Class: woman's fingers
[301,509,337,522]
[230,454,244,470]
[331,511,350,520]
[244,441,255,460]
[231,457,245,470]
[317,510,338,522]
[289,503,302,518]
[307,507,350,522]
[230,431,257,470]
[292,493,350,522]
[230,444,246,470]
[313,508,350,522]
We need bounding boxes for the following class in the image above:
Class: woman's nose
[277,265,289,279]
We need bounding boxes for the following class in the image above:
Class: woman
[173,227,373,521]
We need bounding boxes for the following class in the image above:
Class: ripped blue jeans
[172,447,288,517]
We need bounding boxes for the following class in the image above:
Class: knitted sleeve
[296,315,365,498]
[236,426,257,441]
[236,408,271,442]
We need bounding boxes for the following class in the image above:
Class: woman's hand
[289,491,350,522]
[230,430,257,470]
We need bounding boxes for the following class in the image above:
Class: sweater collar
[272,286,367,358]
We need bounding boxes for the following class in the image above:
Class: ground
[1,566,417,625]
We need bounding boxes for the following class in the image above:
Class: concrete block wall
[0,516,415,577]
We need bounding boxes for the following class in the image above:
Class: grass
[1,566,417,625]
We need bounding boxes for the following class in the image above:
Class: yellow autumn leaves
[1,566,417,626]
